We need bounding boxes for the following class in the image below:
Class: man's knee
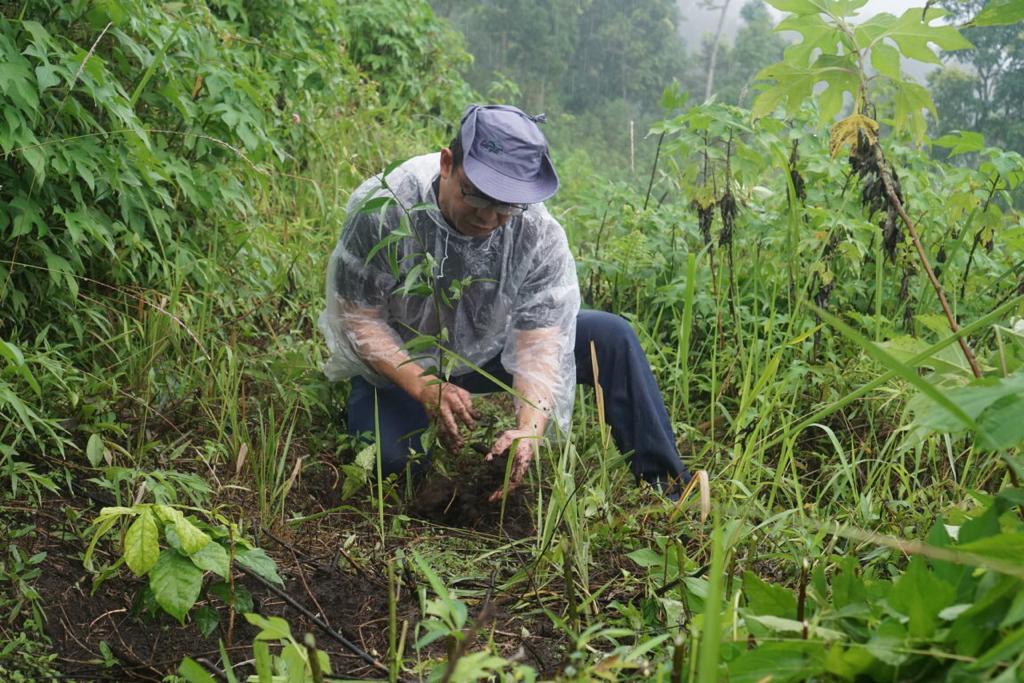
[580,311,639,350]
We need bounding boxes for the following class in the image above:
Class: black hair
[449,132,464,169]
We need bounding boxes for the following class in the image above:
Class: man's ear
[439,147,453,180]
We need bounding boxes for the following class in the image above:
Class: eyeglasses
[459,179,527,216]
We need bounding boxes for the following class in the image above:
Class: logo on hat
[481,140,504,155]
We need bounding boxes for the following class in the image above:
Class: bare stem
[872,144,982,378]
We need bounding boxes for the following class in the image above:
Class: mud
[406,452,535,536]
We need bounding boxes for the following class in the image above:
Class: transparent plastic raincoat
[319,153,581,432]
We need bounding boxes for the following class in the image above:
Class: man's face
[437,148,515,238]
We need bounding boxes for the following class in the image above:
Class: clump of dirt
[407,452,534,536]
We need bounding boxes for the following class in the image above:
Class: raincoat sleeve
[502,222,581,434]
[322,202,415,379]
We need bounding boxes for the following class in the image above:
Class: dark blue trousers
[347,310,690,485]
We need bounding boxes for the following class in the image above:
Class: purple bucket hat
[458,104,559,205]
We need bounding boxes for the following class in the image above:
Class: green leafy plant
[84,503,281,625]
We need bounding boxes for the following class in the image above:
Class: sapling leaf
[727,641,827,683]
[149,548,203,624]
[869,41,901,80]
[193,605,219,638]
[189,540,229,577]
[889,556,955,638]
[236,547,283,586]
[124,508,159,576]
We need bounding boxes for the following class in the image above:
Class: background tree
[928,0,1024,153]
[688,1,787,106]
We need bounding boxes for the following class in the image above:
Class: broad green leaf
[189,540,230,578]
[890,556,955,638]
[745,614,845,640]
[149,549,203,624]
[933,130,986,156]
[969,0,1024,27]
[253,640,273,683]
[824,642,875,679]
[193,605,219,638]
[175,515,211,555]
[124,508,159,576]
[742,571,797,618]
[892,80,936,142]
[236,547,283,586]
[975,395,1024,449]
[911,371,1024,442]
[870,41,901,80]
[865,619,910,666]
[156,505,211,555]
[728,642,827,683]
[626,547,664,569]
[777,13,841,68]
[885,9,973,64]
[751,63,821,120]
[281,642,308,683]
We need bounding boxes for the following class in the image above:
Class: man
[320,104,689,501]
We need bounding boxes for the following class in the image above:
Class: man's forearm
[341,304,435,400]
[511,326,562,437]
[513,380,550,437]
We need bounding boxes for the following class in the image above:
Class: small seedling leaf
[124,508,159,576]
[189,540,230,577]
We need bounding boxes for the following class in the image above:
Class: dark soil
[407,452,535,536]
[13,450,561,682]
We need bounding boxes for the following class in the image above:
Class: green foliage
[84,503,278,626]
[179,614,333,683]
[754,0,972,139]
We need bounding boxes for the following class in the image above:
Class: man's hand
[485,429,540,502]
[418,382,476,452]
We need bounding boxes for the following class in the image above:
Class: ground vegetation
[2,0,1024,681]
